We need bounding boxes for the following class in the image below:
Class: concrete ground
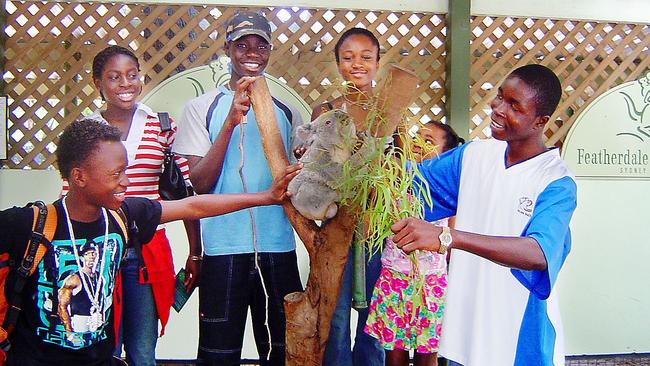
[159,354,650,365]
[566,354,650,365]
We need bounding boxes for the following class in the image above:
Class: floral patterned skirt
[364,267,447,353]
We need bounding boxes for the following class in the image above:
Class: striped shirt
[63,103,192,200]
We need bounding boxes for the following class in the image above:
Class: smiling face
[76,140,129,211]
[489,75,548,145]
[336,34,379,93]
[226,34,271,81]
[93,53,141,112]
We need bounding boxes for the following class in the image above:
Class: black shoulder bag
[158,112,194,200]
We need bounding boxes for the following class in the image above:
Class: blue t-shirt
[201,86,299,255]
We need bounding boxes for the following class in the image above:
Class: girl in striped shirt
[70,45,200,365]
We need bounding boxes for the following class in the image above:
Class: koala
[288,109,356,220]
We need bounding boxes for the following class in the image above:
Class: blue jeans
[114,252,158,366]
[197,251,302,366]
[447,360,463,366]
[323,247,384,366]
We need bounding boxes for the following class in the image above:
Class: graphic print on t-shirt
[34,232,123,349]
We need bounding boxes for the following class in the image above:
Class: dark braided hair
[57,119,122,179]
[92,45,140,80]
[428,121,465,152]
[334,27,380,64]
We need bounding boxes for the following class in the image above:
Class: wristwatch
[438,226,452,255]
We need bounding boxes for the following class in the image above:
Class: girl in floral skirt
[364,121,464,366]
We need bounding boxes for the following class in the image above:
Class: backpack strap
[3,202,57,336]
[109,208,129,244]
[24,202,57,276]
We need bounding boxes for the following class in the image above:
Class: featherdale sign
[563,71,650,180]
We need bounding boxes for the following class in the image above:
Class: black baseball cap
[225,11,272,44]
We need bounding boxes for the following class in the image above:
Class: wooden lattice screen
[3,2,650,169]
[470,17,650,146]
[2,2,446,169]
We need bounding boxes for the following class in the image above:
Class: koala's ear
[334,109,347,122]
[348,121,357,138]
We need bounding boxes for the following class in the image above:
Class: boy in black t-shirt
[0,119,300,365]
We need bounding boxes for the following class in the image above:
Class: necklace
[62,197,109,331]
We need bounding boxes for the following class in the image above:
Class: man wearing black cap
[174,11,303,366]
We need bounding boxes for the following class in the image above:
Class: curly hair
[334,27,380,64]
[92,45,140,80]
[56,119,122,179]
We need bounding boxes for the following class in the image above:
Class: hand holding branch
[391,217,443,254]
[227,76,258,127]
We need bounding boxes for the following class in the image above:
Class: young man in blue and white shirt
[392,64,577,366]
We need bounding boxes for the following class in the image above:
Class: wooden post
[445,0,471,140]
[249,66,419,365]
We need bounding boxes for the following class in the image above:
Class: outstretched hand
[391,217,443,254]
[267,163,302,204]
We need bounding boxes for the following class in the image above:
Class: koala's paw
[324,203,338,219]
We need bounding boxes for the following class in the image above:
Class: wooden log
[247,77,289,171]
[248,66,420,365]
[249,76,356,366]
[345,64,420,137]
[282,208,356,366]
[248,77,317,250]
[374,64,420,137]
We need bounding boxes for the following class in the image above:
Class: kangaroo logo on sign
[618,72,650,142]
[563,71,650,180]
